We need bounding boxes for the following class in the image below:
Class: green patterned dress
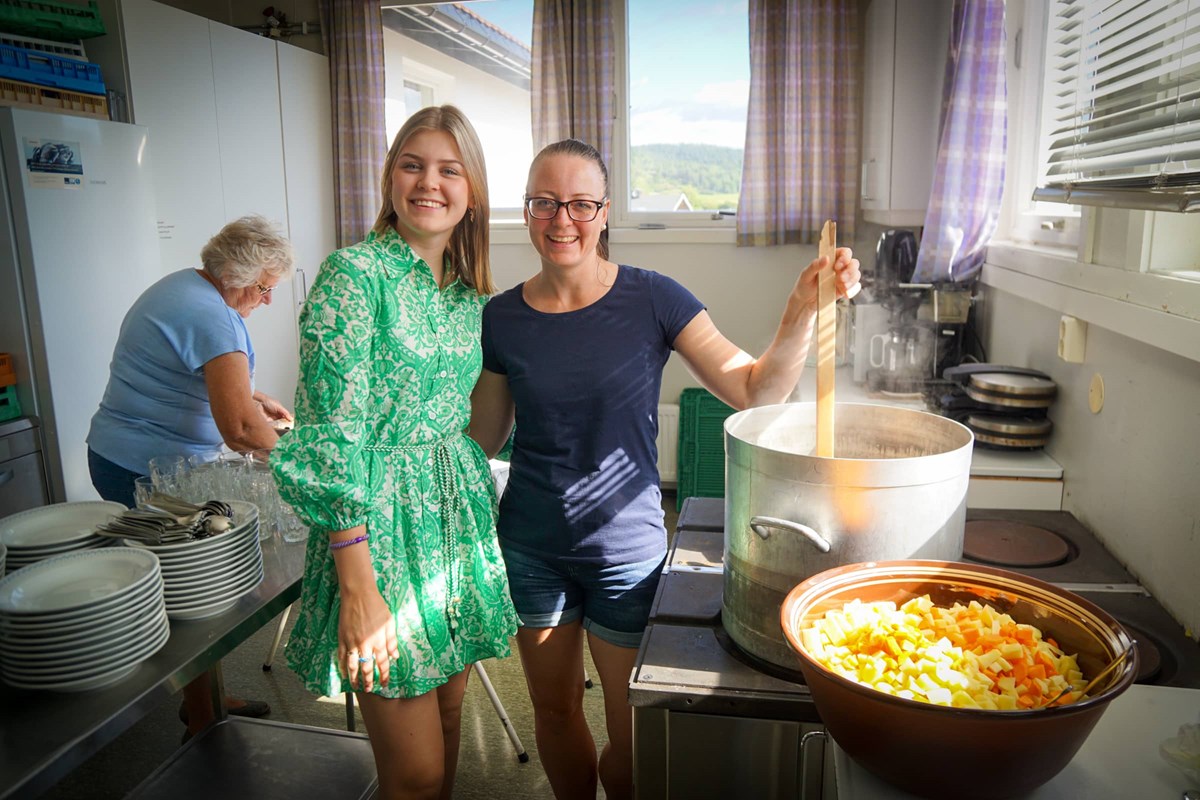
[270,227,519,699]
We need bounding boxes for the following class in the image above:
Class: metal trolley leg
[262,603,293,670]
[472,662,529,763]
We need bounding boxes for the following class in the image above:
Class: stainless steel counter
[0,537,306,799]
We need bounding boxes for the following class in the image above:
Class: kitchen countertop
[832,683,1200,799]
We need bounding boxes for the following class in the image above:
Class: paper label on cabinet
[23,137,83,190]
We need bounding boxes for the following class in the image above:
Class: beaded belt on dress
[363,432,463,632]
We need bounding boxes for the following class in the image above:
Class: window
[1001,0,1200,280]
[613,0,750,228]
[381,1,533,211]
[1033,0,1200,212]
[1000,0,1081,249]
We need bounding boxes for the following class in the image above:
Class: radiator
[657,403,680,485]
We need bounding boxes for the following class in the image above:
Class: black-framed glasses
[254,281,275,297]
[524,196,607,222]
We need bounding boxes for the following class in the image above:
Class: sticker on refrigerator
[23,138,83,189]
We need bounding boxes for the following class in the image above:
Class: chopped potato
[800,596,1088,710]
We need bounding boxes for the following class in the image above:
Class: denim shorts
[500,543,666,649]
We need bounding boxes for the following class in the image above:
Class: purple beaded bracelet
[329,534,369,551]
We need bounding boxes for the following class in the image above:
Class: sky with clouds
[470,0,749,151]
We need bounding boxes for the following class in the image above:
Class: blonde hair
[372,105,493,295]
[201,215,294,288]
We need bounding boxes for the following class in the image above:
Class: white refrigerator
[0,107,161,502]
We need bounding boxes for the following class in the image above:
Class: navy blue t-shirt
[481,265,705,565]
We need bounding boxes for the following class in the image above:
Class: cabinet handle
[799,729,827,799]
[861,159,876,201]
[0,470,13,488]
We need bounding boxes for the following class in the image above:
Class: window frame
[999,0,1081,251]
[608,0,741,231]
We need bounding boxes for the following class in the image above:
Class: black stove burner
[1119,623,1162,685]
[962,510,1136,585]
[962,520,1072,568]
[714,620,807,685]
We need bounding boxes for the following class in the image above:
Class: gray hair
[200,215,295,289]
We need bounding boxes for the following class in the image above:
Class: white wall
[979,276,1200,638]
[383,28,533,209]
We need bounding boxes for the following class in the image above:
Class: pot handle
[748,516,832,553]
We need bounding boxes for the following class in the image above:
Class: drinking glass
[280,504,308,544]
[133,475,155,508]
[147,455,185,494]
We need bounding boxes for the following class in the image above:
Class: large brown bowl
[780,560,1137,800]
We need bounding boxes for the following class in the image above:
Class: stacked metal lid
[941,364,1059,450]
[0,548,169,691]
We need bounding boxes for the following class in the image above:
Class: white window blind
[1034,0,1200,211]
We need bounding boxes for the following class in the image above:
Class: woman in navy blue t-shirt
[470,139,860,800]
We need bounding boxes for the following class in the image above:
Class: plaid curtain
[318,0,386,249]
[912,0,1006,283]
[531,1,615,169]
[738,0,859,247]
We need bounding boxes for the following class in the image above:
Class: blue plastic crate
[0,42,104,95]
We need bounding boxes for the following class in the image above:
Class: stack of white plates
[0,501,125,574]
[0,548,168,692]
[124,500,264,621]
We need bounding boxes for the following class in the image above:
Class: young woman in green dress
[271,105,518,800]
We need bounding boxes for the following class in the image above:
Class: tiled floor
[40,494,680,799]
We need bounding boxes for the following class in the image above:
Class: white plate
[1,612,169,678]
[164,562,263,608]
[166,569,263,620]
[0,606,167,666]
[0,586,162,650]
[0,549,160,615]
[158,538,260,581]
[160,543,261,590]
[144,525,260,566]
[0,620,170,691]
[124,524,259,564]
[0,502,126,548]
[4,535,108,558]
[0,575,162,633]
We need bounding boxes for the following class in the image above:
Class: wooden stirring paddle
[815,220,837,457]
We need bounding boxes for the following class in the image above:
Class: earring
[468,207,476,222]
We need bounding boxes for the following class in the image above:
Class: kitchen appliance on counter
[853,230,980,394]
[935,363,1059,450]
[631,501,1200,799]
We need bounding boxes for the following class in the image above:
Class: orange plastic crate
[0,75,107,119]
[0,353,13,388]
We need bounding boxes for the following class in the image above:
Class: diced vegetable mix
[799,595,1089,710]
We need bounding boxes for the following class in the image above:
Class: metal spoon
[1041,641,1135,708]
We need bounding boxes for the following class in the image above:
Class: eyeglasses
[524,196,607,222]
[254,281,275,297]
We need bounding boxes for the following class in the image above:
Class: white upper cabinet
[89,0,335,404]
[860,0,951,226]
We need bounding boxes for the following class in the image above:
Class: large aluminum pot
[722,402,973,670]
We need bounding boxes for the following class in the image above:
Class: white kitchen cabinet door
[277,43,336,322]
[122,0,225,273]
[208,22,298,405]
[860,0,951,226]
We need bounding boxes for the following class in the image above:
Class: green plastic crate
[0,384,20,421]
[675,387,735,511]
[0,1,106,42]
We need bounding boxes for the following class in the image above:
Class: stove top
[962,509,1139,587]
[641,510,1200,701]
